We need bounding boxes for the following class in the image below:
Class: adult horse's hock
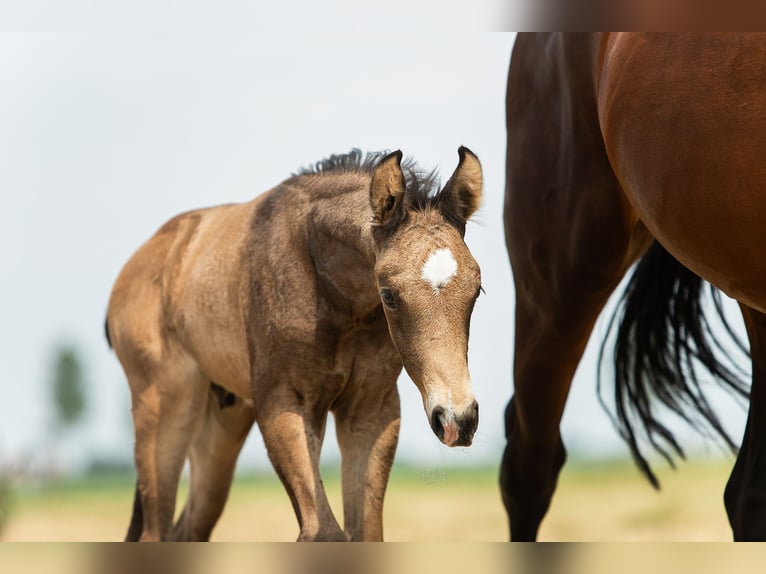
[107,148,483,541]
[503,33,766,540]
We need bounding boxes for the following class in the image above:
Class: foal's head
[370,148,483,447]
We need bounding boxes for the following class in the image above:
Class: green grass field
[1,457,737,541]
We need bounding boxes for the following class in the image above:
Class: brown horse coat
[503,33,766,540]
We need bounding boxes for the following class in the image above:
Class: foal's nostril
[469,400,479,433]
[430,406,446,440]
[455,400,479,446]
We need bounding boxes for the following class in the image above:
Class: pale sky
[0,20,748,476]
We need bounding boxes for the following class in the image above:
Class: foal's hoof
[297,528,349,542]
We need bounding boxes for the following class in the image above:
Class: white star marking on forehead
[422,248,458,292]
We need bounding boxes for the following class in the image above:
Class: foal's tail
[125,483,144,541]
[104,317,112,349]
[599,241,750,488]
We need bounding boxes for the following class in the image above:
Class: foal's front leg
[333,379,400,541]
[257,392,345,541]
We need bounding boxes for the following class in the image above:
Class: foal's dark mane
[296,149,443,213]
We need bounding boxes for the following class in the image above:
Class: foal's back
[107,170,370,399]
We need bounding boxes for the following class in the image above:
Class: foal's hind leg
[171,387,255,541]
[127,366,208,541]
[724,306,766,540]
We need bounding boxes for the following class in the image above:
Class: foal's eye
[380,289,397,309]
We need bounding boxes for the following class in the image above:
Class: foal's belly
[190,340,253,403]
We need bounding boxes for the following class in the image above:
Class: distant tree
[51,345,86,430]
[0,475,10,537]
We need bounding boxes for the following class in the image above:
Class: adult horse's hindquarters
[503,33,762,541]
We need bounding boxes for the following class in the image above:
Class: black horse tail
[105,316,112,349]
[598,241,750,488]
[125,483,143,541]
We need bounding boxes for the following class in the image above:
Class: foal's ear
[370,150,406,226]
[439,146,483,226]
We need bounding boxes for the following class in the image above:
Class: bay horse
[106,148,483,541]
[502,33,766,540]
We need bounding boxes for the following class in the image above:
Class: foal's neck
[304,175,381,319]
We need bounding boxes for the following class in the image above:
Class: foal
[106,148,483,541]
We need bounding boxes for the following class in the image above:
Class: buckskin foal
[107,148,483,541]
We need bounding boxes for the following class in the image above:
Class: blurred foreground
[1,458,738,542]
[0,543,766,574]
[3,542,766,574]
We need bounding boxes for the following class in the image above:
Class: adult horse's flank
[503,33,766,540]
[106,148,483,541]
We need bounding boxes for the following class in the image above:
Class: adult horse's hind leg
[171,387,255,541]
[725,306,766,540]
[502,220,648,539]
[502,33,649,540]
[127,366,208,541]
[500,278,625,540]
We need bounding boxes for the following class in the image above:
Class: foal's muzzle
[430,400,479,447]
